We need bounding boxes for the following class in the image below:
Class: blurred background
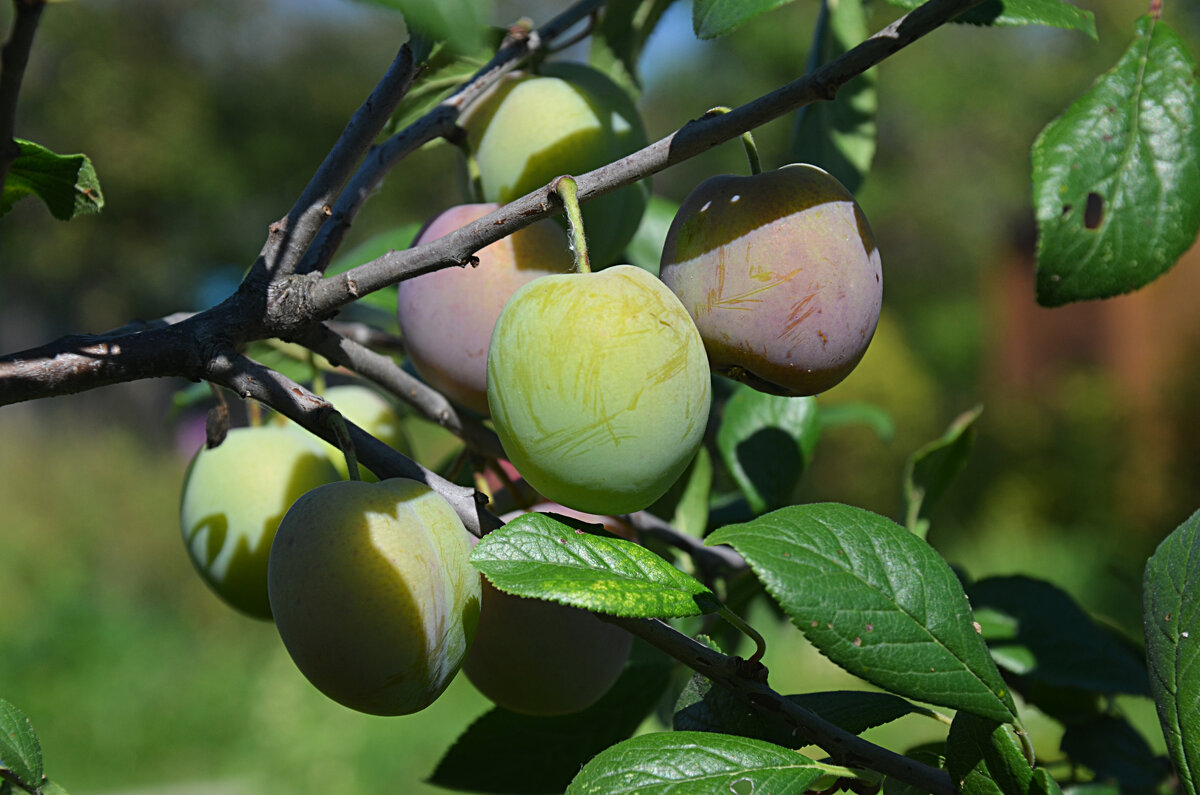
[1,0,1198,791]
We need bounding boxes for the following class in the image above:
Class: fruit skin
[659,164,883,397]
[179,426,340,620]
[267,478,481,716]
[463,506,633,716]
[315,384,409,480]
[487,265,711,515]
[397,204,574,415]
[461,62,649,268]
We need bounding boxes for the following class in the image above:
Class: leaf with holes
[1143,508,1200,795]
[471,512,720,618]
[566,731,826,794]
[1032,15,1200,305]
[707,503,1017,722]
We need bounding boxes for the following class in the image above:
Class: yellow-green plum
[659,164,882,396]
[315,384,409,480]
[267,478,481,716]
[397,204,574,415]
[179,426,340,619]
[464,506,633,716]
[487,265,711,515]
[461,62,649,268]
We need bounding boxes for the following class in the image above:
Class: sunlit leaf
[883,0,1095,37]
[0,698,42,791]
[1,139,103,221]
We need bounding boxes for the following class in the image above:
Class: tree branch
[0,0,46,192]
[305,0,988,314]
[610,616,957,795]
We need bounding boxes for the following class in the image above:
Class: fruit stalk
[706,106,762,176]
[553,175,591,274]
[325,410,362,481]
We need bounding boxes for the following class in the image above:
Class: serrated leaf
[882,0,1095,37]
[791,0,877,194]
[707,503,1017,722]
[1,139,104,221]
[903,405,982,538]
[1059,715,1166,791]
[327,223,421,314]
[717,385,819,515]
[946,712,1036,795]
[672,446,713,538]
[1032,15,1200,305]
[567,731,825,794]
[675,675,934,748]
[818,401,894,441]
[429,652,672,794]
[1143,508,1200,795]
[692,0,795,39]
[969,575,1150,696]
[0,698,43,790]
[471,513,719,618]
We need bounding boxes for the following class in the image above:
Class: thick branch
[610,616,957,795]
[293,322,505,459]
[0,0,45,191]
[307,0,988,313]
[208,351,502,537]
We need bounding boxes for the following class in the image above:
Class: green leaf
[707,503,1017,722]
[38,780,71,795]
[1032,15,1200,306]
[589,0,677,93]
[1143,508,1200,795]
[946,712,1036,795]
[692,0,795,39]
[716,385,819,515]
[567,731,825,794]
[471,513,719,618]
[1,139,104,221]
[882,0,1095,37]
[1059,716,1165,791]
[903,405,982,538]
[969,575,1150,696]
[790,0,877,194]
[672,446,713,538]
[430,650,673,794]
[350,0,489,54]
[623,194,680,277]
[0,698,42,790]
[387,34,503,135]
[818,401,894,441]
[675,674,935,748]
[326,223,421,314]
[882,743,949,795]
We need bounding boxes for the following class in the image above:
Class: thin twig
[625,510,747,576]
[0,0,46,191]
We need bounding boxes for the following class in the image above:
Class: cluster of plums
[179,60,881,718]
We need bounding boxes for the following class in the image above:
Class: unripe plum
[659,164,882,396]
[461,62,649,268]
[317,384,409,480]
[487,265,711,515]
[267,478,481,716]
[397,204,574,415]
[179,426,340,619]
[463,505,633,716]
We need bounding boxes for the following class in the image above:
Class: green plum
[179,426,340,619]
[659,164,883,396]
[267,478,481,716]
[397,204,574,415]
[461,62,649,268]
[315,384,409,480]
[463,504,633,716]
[487,265,711,515]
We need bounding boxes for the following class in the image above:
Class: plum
[397,204,573,415]
[659,164,882,396]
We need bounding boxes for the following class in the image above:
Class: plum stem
[705,106,762,175]
[553,175,591,274]
[326,410,362,481]
[718,604,767,663]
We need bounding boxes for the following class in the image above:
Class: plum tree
[267,478,481,716]
[178,426,340,619]
[659,164,883,396]
[463,505,634,715]
[486,265,711,515]
[397,204,574,415]
[460,62,649,268]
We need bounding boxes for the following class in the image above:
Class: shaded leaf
[1059,715,1167,792]
[946,712,1036,795]
[692,0,795,39]
[882,0,1095,37]
[707,503,1016,722]
[1143,508,1200,795]
[882,742,949,795]
[1,139,103,221]
[717,385,819,515]
[589,0,679,93]
[430,650,673,794]
[672,447,713,538]
[791,0,876,194]
[818,401,894,441]
[903,405,982,538]
[471,513,719,618]
[567,731,825,794]
[1032,15,1200,305]
[0,698,42,790]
